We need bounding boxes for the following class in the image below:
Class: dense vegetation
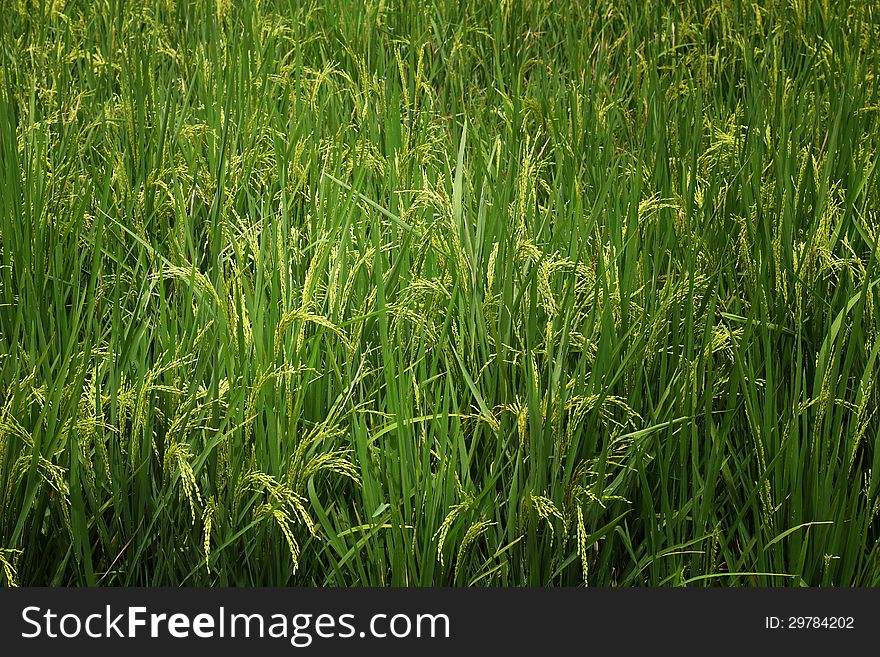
[1,0,879,586]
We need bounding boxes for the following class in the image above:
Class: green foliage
[1,0,879,586]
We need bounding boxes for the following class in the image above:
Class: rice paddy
[1,0,879,586]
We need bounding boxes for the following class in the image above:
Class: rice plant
[0,0,878,586]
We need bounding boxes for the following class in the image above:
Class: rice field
[1,0,879,586]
